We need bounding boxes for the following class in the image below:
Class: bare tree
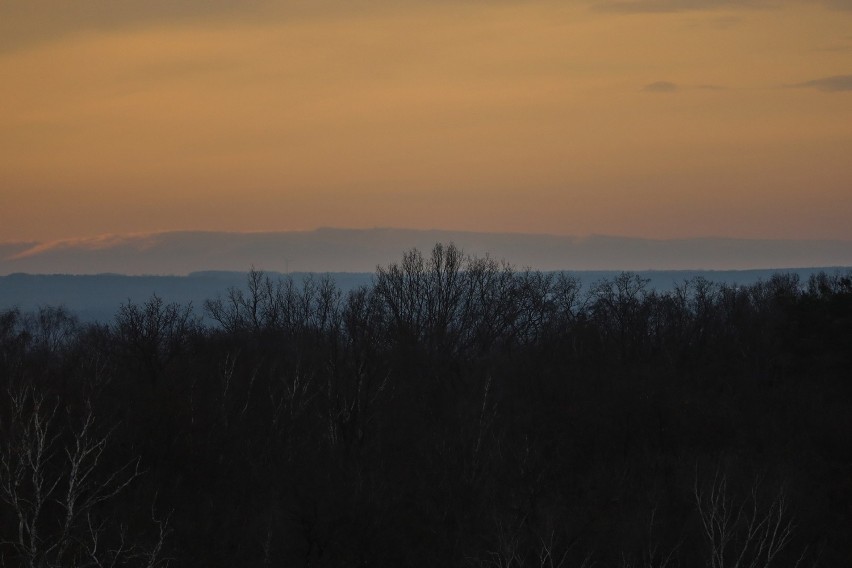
[470,515,593,568]
[23,307,78,358]
[115,295,197,385]
[693,466,798,568]
[0,383,169,567]
[619,507,680,568]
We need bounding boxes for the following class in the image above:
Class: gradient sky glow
[2,0,851,242]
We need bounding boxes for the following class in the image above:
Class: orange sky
[2,0,851,242]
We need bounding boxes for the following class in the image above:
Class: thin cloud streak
[0,0,267,53]
[643,81,679,92]
[9,232,163,261]
[790,74,852,91]
[590,0,851,12]
[823,0,852,9]
[591,0,773,13]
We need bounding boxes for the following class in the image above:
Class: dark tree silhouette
[1,245,850,567]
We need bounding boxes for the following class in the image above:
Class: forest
[1,243,850,567]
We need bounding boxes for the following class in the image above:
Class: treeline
[1,244,851,567]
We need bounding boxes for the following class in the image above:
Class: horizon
[3,228,852,276]
[10,225,852,248]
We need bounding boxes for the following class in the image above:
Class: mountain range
[3,229,852,275]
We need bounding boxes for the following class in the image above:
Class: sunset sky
[2,0,851,243]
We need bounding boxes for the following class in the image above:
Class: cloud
[590,0,852,12]
[0,0,270,53]
[791,74,852,92]
[0,0,545,53]
[822,0,852,9]
[4,0,851,53]
[9,233,160,261]
[591,0,772,13]
[815,44,852,52]
[643,81,679,92]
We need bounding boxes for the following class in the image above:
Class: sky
[2,0,851,244]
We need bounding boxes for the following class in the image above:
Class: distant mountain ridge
[2,229,852,275]
[3,268,851,323]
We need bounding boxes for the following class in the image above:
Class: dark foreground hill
[1,244,850,567]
